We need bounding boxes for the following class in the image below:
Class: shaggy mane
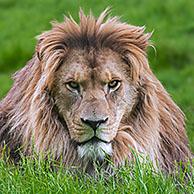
[0,9,192,173]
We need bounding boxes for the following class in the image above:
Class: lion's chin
[77,138,112,162]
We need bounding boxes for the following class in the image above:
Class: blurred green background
[0,0,193,150]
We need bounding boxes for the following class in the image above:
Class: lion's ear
[121,31,152,82]
[35,37,44,61]
[35,30,50,61]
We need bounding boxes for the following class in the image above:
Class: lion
[0,9,192,175]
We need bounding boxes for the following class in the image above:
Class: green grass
[0,0,194,193]
[0,154,193,194]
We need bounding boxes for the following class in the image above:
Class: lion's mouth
[77,136,113,161]
[77,136,110,146]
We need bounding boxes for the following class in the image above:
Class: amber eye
[66,81,80,91]
[108,80,121,91]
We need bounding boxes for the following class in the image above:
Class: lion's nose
[81,117,108,131]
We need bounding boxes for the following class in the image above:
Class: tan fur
[0,9,192,174]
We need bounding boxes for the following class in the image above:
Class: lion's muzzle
[80,117,108,134]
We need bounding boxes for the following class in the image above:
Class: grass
[0,154,193,194]
[0,0,194,193]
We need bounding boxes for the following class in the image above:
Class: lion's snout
[80,117,108,132]
[77,116,110,144]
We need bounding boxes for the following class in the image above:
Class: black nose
[81,117,108,131]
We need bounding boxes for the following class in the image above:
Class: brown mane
[0,9,192,173]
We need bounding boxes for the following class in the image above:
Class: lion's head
[0,9,192,174]
[52,48,138,161]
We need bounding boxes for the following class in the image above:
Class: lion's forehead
[56,48,128,83]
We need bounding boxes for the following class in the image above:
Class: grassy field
[0,0,194,193]
[0,154,193,194]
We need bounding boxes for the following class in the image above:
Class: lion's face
[52,48,138,160]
